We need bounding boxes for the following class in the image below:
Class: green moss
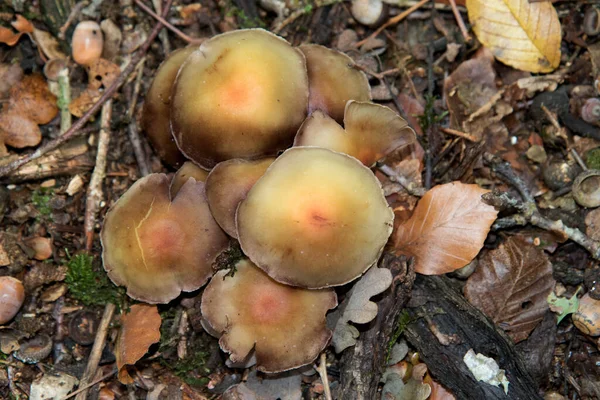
[31,188,54,221]
[585,147,600,170]
[224,4,265,29]
[385,310,412,364]
[65,252,124,308]
[417,95,447,132]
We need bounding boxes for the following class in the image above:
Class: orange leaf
[11,15,33,34]
[0,27,23,46]
[391,181,497,275]
[464,236,555,343]
[466,0,561,73]
[116,304,161,384]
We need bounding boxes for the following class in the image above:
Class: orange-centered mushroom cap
[101,174,228,303]
[299,44,370,123]
[237,147,394,288]
[142,47,196,168]
[201,259,337,373]
[171,29,309,169]
[205,158,275,238]
[294,101,416,167]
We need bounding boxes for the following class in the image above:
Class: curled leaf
[463,349,509,394]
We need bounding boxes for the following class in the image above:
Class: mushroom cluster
[102,28,416,373]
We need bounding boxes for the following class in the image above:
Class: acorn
[0,277,25,325]
[72,21,104,66]
[573,293,600,336]
[572,170,600,208]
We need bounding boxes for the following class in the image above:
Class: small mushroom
[205,158,275,238]
[573,170,600,208]
[171,29,308,169]
[582,98,600,123]
[14,334,52,363]
[142,47,196,168]
[237,147,394,288]
[23,237,52,260]
[69,311,99,345]
[0,277,24,325]
[542,158,580,191]
[201,259,337,373]
[351,0,388,27]
[573,293,600,336]
[299,44,371,123]
[584,7,600,36]
[294,101,416,167]
[72,21,104,66]
[169,161,209,198]
[101,173,229,303]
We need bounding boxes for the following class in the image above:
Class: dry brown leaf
[464,236,555,343]
[392,182,497,275]
[31,29,67,60]
[8,74,58,124]
[0,110,42,148]
[11,15,33,34]
[424,374,456,400]
[0,15,33,46]
[0,64,23,98]
[466,0,561,73]
[87,58,120,90]
[116,304,161,384]
[69,88,102,117]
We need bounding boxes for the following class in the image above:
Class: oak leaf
[464,236,555,343]
[466,0,561,73]
[392,182,497,275]
[116,304,161,384]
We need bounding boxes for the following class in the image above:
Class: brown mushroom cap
[101,174,228,303]
[294,101,416,167]
[205,158,275,238]
[299,44,370,123]
[142,47,196,168]
[171,29,308,169]
[170,161,209,198]
[237,147,394,288]
[201,259,337,373]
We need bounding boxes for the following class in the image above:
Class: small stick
[134,0,204,45]
[63,368,117,400]
[440,127,478,142]
[447,0,471,42]
[0,0,173,178]
[272,0,340,33]
[74,304,116,400]
[379,164,426,197]
[317,353,332,400]
[57,67,72,134]
[58,1,90,39]
[570,148,588,171]
[152,0,171,55]
[127,57,152,177]
[84,100,112,252]
[355,0,429,48]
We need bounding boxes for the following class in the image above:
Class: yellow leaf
[466,0,561,73]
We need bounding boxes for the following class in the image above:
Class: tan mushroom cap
[170,161,209,198]
[101,174,228,304]
[201,259,337,373]
[237,147,394,288]
[205,158,275,238]
[294,101,416,167]
[299,44,370,123]
[142,47,196,168]
[171,29,309,169]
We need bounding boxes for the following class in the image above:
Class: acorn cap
[205,157,275,238]
[201,259,337,373]
[237,146,394,288]
[171,29,308,169]
[101,173,228,303]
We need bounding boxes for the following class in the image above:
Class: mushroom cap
[237,147,394,288]
[171,29,309,169]
[170,161,209,198]
[205,157,275,238]
[201,259,337,373]
[299,44,371,123]
[294,101,416,167]
[101,173,228,303]
[71,21,104,66]
[142,47,196,168]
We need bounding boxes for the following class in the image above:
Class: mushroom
[205,157,275,238]
[101,173,228,303]
[573,170,600,208]
[0,277,24,325]
[201,259,337,373]
[294,101,416,167]
[71,21,104,66]
[237,147,394,288]
[299,44,371,123]
[170,161,209,198]
[170,29,308,169]
[141,47,196,168]
[350,0,388,27]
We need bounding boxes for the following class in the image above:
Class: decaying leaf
[224,370,303,400]
[548,289,580,325]
[466,0,561,73]
[116,304,161,384]
[70,58,121,117]
[392,182,498,275]
[424,374,456,400]
[0,111,42,150]
[8,74,59,124]
[330,266,392,353]
[463,349,509,394]
[381,363,431,400]
[0,64,23,98]
[464,236,555,343]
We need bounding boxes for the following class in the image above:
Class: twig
[440,127,478,142]
[355,0,428,48]
[571,148,588,171]
[127,57,152,177]
[317,353,332,400]
[74,304,116,400]
[379,164,426,197]
[447,0,471,42]
[84,100,112,252]
[65,369,117,400]
[152,0,171,55]
[134,0,204,44]
[58,1,90,39]
[0,0,173,178]
[272,0,340,34]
